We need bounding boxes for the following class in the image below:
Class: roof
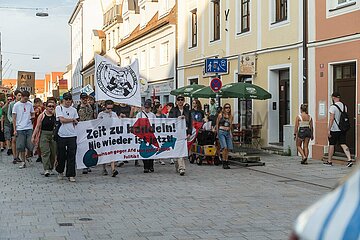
[68,0,84,24]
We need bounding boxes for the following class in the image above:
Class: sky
[0,0,78,79]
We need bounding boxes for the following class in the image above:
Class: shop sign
[239,55,256,75]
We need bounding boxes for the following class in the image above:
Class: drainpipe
[175,0,179,93]
[303,0,308,104]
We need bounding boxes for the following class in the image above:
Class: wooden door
[279,70,290,142]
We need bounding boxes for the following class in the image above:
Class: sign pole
[216,73,220,108]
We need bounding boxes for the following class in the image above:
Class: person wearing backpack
[326,92,353,167]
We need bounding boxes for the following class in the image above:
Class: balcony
[103,4,123,28]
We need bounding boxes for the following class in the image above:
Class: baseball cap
[331,91,341,98]
[144,99,152,108]
[63,92,72,100]
[176,95,185,101]
[80,92,88,99]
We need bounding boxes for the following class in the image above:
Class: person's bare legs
[340,144,352,161]
[303,138,310,159]
[296,138,305,159]
[328,145,335,163]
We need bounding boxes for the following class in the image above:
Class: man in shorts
[1,95,13,156]
[8,90,22,163]
[326,91,353,167]
[12,91,35,168]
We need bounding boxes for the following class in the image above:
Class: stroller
[189,129,219,165]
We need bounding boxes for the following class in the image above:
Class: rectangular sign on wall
[17,71,35,94]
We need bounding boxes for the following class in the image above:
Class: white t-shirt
[56,105,79,138]
[12,101,34,131]
[329,102,347,132]
[136,111,156,119]
[97,111,118,119]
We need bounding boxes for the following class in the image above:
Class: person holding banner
[97,100,119,177]
[136,100,156,173]
[55,92,79,182]
[154,103,166,165]
[169,95,192,176]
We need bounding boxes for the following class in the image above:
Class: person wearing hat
[136,99,156,173]
[209,98,217,116]
[55,92,79,182]
[169,95,192,176]
[326,91,353,167]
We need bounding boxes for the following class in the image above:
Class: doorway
[333,62,356,154]
[279,70,290,142]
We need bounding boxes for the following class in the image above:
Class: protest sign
[75,117,188,169]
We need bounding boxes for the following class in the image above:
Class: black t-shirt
[191,110,205,123]
[114,105,131,117]
[41,114,56,131]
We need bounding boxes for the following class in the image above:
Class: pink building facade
[309,0,360,160]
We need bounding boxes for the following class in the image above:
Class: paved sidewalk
[0,152,353,240]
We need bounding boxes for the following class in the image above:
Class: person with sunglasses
[216,103,233,169]
[55,92,79,182]
[97,100,120,177]
[12,91,35,169]
[32,99,57,177]
[1,95,13,156]
[169,95,192,176]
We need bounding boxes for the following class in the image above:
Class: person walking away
[169,95,192,175]
[136,100,156,173]
[1,96,13,156]
[154,103,166,165]
[216,103,233,169]
[12,91,35,169]
[55,92,79,182]
[97,100,119,177]
[32,100,57,177]
[0,101,5,151]
[294,104,313,164]
[325,92,354,167]
[33,98,45,162]
[8,90,22,163]
[77,93,95,174]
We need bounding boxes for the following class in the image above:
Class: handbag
[53,106,62,142]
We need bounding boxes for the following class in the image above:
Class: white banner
[95,54,141,107]
[75,118,188,169]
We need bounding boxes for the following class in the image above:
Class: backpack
[333,103,350,132]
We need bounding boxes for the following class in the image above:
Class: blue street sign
[205,58,228,73]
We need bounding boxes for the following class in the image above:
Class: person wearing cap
[326,92,354,167]
[169,95,192,176]
[136,99,156,173]
[209,98,217,116]
[77,93,95,174]
[55,92,79,182]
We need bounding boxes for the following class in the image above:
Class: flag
[95,54,141,107]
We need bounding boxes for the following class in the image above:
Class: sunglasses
[7,99,12,101]
[47,105,55,108]
[106,107,113,110]
[224,106,231,109]
[64,98,72,101]
[177,98,185,101]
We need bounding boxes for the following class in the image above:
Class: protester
[166,102,174,118]
[209,98,217,116]
[0,101,5,151]
[216,103,233,169]
[136,99,156,173]
[191,99,205,125]
[12,91,35,169]
[154,103,166,165]
[32,99,57,177]
[97,100,119,177]
[55,92,79,182]
[294,104,314,164]
[1,95,13,156]
[326,92,354,167]
[33,98,45,163]
[77,92,95,174]
[169,95,192,175]
[8,90,22,163]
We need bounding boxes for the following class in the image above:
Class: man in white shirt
[55,92,79,182]
[12,90,35,168]
[326,91,353,167]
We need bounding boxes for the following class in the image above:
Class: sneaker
[68,177,76,182]
[117,162,125,167]
[19,162,26,169]
[102,169,108,176]
[123,161,129,163]
[87,168,92,172]
[149,168,154,172]
[159,160,165,165]
[15,158,22,163]
[111,169,119,177]
[179,169,185,176]
[7,149,12,156]
[323,161,333,166]
[82,168,88,174]
[144,169,149,173]
[1,148,4,152]
[50,170,55,175]
[12,159,17,164]
[36,157,42,163]
[346,161,353,168]
[57,173,64,180]
[170,159,175,165]
[44,170,50,177]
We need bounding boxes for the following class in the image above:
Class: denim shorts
[16,129,34,152]
[218,130,233,150]
[4,125,13,141]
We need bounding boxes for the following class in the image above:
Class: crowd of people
[0,90,236,183]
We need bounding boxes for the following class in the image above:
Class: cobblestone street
[0,152,352,240]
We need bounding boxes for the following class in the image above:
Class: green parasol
[221,82,272,100]
[191,86,221,98]
[170,84,206,97]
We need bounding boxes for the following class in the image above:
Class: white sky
[0,0,78,79]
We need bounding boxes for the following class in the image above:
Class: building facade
[178,0,305,150]
[309,0,360,160]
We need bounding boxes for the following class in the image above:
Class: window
[149,46,156,68]
[160,41,169,65]
[191,9,197,47]
[112,30,115,48]
[240,0,250,33]
[275,0,287,22]
[140,50,146,70]
[338,0,355,6]
[212,0,221,41]
[108,33,111,50]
